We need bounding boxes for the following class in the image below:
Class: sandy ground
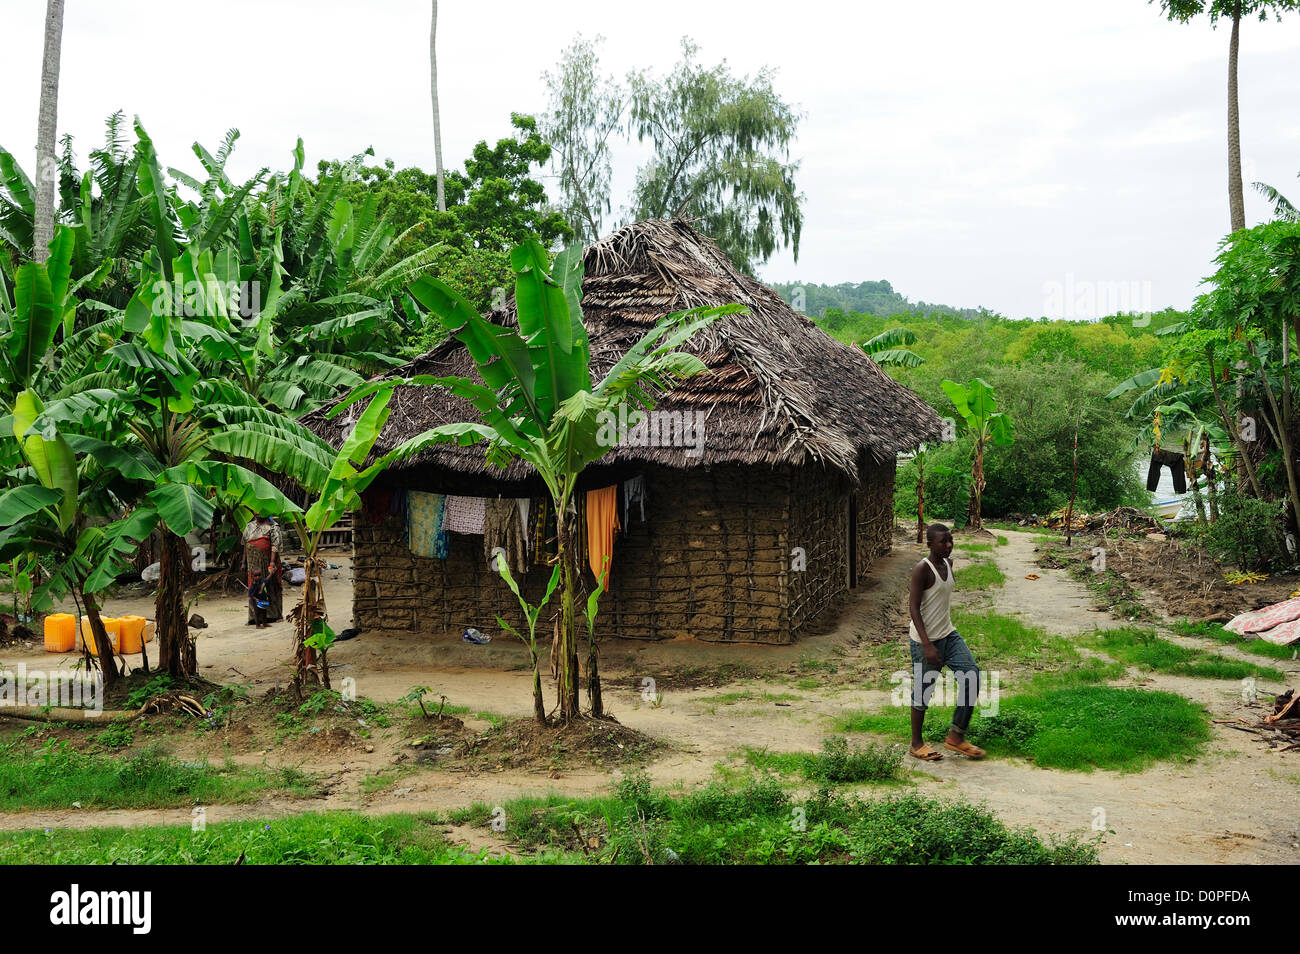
[3,531,1300,865]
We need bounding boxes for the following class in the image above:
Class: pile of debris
[1007,507,1163,535]
[1216,689,1300,753]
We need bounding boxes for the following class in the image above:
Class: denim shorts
[908,630,980,710]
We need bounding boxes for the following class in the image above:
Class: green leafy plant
[494,559,561,724]
[942,378,1014,530]
[398,685,448,720]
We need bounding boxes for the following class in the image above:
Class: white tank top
[909,556,954,643]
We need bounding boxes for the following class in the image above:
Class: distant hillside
[769,280,983,320]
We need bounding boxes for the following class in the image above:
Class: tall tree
[33,0,65,263]
[627,39,804,274]
[429,0,445,213]
[1152,0,1300,233]
[542,35,623,244]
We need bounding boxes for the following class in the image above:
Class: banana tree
[27,258,331,678]
[862,327,924,368]
[343,240,739,722]
[0,480,159,686]
[941,378,1014,531]
[282,385,407,691]
[494,558,561,724]
[0,229,107,675]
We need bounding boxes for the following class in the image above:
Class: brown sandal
[943,739,986,759]
[909,744,944,761]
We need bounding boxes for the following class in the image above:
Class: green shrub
[806,736,904,783]
[894,444,972,528]
[682,773,790,821]
[1199,489,1287,570]
[97,724,134,750]
[126,674,176,709]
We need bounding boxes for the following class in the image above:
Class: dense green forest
[799,305,1189,524]
[770,280,984,320]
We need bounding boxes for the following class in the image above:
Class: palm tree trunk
[155,530,192,679]
[292,541,324,693]
[1227,0,1245,233]
[33,0,65,262]
[430,0,446,213]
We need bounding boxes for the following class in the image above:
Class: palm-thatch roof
[305,218,943,485]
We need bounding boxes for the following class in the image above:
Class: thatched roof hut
[309,218,942,483]
[307,218,942,644]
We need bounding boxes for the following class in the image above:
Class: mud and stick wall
[857,455,897,570]
[786,464,849,634]
[352,460,896,644]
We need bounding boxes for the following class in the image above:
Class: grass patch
[360,767,415,795]
[955,559,1005,590]
[742,736,905,783]
[955,542,994,553]
[452,771,1098,864]
[856,612,1086,690]
[1020,657,1126,691]
[835,685,1209,772]
[1169,619,1300,662]
[0,740,320,811]
[997,535,1009,546]
[1081,627,1285,682]
[0,811,520,865]
[951,610,1079,674]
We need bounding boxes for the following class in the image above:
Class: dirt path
[926,529,1300,864]
[3,529,1299,864]
[986,531,1130,635]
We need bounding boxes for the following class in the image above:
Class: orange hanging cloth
[586,485,620,589]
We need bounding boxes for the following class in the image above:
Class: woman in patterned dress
[243,515,283,624]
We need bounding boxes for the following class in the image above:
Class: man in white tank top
[908,523,984,761]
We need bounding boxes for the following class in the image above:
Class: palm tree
[1152,1,1300,233]
[430,0,446,213]
[1253,170,1299,222]
[33,0,65,263]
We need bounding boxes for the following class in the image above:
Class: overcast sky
[3,0,1298,319]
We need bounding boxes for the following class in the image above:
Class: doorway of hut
[848,493,858,589]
